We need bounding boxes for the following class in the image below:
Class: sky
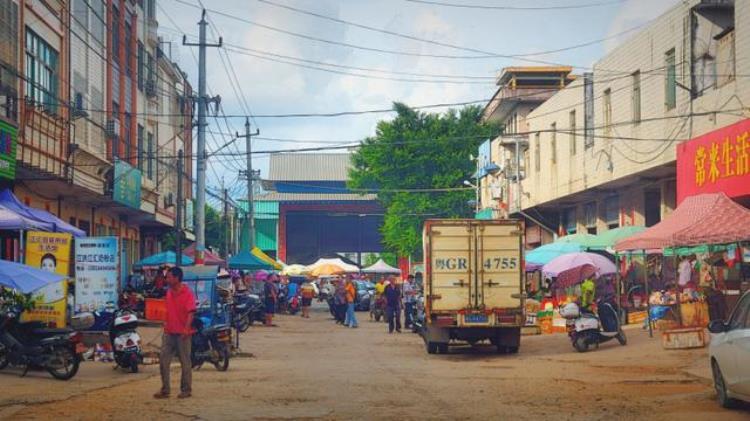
[155,0,681,204]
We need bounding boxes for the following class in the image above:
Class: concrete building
[518,0,749,239]
[10,0,193,277]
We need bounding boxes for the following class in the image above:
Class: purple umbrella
[254,270,270,282]
[542,252,616,288]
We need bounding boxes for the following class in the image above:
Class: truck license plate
[465,313,488,324]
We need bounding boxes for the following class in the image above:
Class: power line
[403,0,626,10]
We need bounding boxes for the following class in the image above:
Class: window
[584,202,597,234]
[534,132,540,172]
[72,0,88,29]
[550,122,557,164]
[112,7,120,65]
[0,0,18,121]
[137,42,144,91]
[716,29,735,88]
[146,51,154,85]
[25,29,59,114]
[632,70,641,123]
[124,112,131,162]
[603,196,619,230]
[603,88,612,134]
[125,21,132,76]
[111,101,119,158]
[727,294,750,331]
[137,124,144,170]
[91,0,105,46]
[665,49,676,110]
[146,132,154,180]
[569,110,576,155]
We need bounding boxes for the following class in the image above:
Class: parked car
[354,281,375,311]
[708,290,750,408]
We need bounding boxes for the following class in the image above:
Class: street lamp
[463,179,479,213]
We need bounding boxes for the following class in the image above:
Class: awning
[228,249,273,271]
[0,189,85,237]
[307,257,359,273]
[615,193,750,252]
[362,259,401,274]
[0,205,53,231]
[134,251,194,268]
[183,243,225,266]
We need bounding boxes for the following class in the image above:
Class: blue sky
[156,0,680,202]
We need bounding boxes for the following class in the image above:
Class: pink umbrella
[542,252,616,288]
[254,270,270,282]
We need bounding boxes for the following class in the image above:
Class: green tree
[161,204,227,257]
[349,103,500,259]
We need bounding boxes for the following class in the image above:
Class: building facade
[10,0,193,276]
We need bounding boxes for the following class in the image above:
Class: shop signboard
[475,139,493,178]
[113,158,142,209]
[677,118,750,203]
[0,120,17,180]
[22,231,73,327]
[74,237,118,314]
[185,199,194,229]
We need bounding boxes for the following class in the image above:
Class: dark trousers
[160,334,192,394]
[335,303,347,323]
[387,305,401,332]
[404,302,414,327]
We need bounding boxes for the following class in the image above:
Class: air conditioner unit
[163,192,175,208]
[145,79,157,98]
[490,182,503,200]
[106,119,120,139]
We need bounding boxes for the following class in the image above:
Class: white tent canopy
[362,259,401,274]
[306,257,360,273]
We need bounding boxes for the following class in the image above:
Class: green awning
[475,208,494,220]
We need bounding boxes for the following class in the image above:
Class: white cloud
[604,0,681,53]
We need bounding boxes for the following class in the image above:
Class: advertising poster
[74,237,119,314]
[22,231,72,327]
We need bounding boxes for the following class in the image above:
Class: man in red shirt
[154,267,196,399]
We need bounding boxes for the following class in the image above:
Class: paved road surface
[1,303,747,420]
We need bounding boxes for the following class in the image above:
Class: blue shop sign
[113,159,141,209]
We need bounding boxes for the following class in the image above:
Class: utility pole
[183,9,221,264]
[237,118,259,250]
[223,186,229,258]
[175,150,184,267]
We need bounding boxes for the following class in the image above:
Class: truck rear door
[477,222,523,310]
[427,223,473,312]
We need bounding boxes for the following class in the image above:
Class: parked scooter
[370,293,386,322]
[411,295,425,334]
[0,308,83,380]
[109,308,142,373]
[191,316,231,371]
[561,299,626,353]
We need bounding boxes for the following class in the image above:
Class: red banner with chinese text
[677,118,750,204]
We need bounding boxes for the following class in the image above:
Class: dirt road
[2,304,747,420]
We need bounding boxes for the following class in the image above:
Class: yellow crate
[627,310,647,325]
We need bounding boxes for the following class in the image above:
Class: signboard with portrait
[74,237,118,314]
[22,231,72,327]
[676,118,750,203]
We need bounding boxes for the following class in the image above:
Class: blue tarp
[227,249,273,271]
[0,258,65,293]
[134,251,194,268]
[0,189,85,237]
[0,205,53,231]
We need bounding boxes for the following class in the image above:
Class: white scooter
[109,309,142,373]
[560,300,626,353]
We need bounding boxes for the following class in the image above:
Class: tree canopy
[348,103,500,259]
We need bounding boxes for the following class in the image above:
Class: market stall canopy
[310,263,345,277]
[0,206,53,231]
[615,193,750,252]
[0,189,85,237]
[597,226,646,249]
[526,242,584,265]
[281,264,309,276]
[228,250,274,271]
[0,259,65,293]
[307,258,359,273]
[555,232,608,249]
[542,252,616,289]
[134,251,194,268]
[251,247,283,270]
[182,244,225,266]
[362,259,401,274]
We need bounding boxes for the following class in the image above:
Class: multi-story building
[11,0,193,277]
[478,66,575,246]
[518,0,749,240]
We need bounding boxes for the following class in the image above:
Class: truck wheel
[426,342,438,354]
[507,346,519,354]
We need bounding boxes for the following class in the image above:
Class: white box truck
[422,219,525,354]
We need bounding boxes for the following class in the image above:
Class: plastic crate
[145,298,167,321]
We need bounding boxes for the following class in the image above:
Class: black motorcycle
[191,316,231,371]
[232,293,265,332]
[0,308,82,380]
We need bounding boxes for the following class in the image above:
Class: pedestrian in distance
[384,277,402,333]
[344,277,359,328]
[154,267,196,400]
[264,275,278,327]
[334,279,348,324]
[300,278,316,318]
[402,275,417,329]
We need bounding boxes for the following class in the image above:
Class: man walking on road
[402,275,417,329]
[344,277,358,328]
[154,267,196,400]
[300,278,315,319]
[384,277,402,333]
